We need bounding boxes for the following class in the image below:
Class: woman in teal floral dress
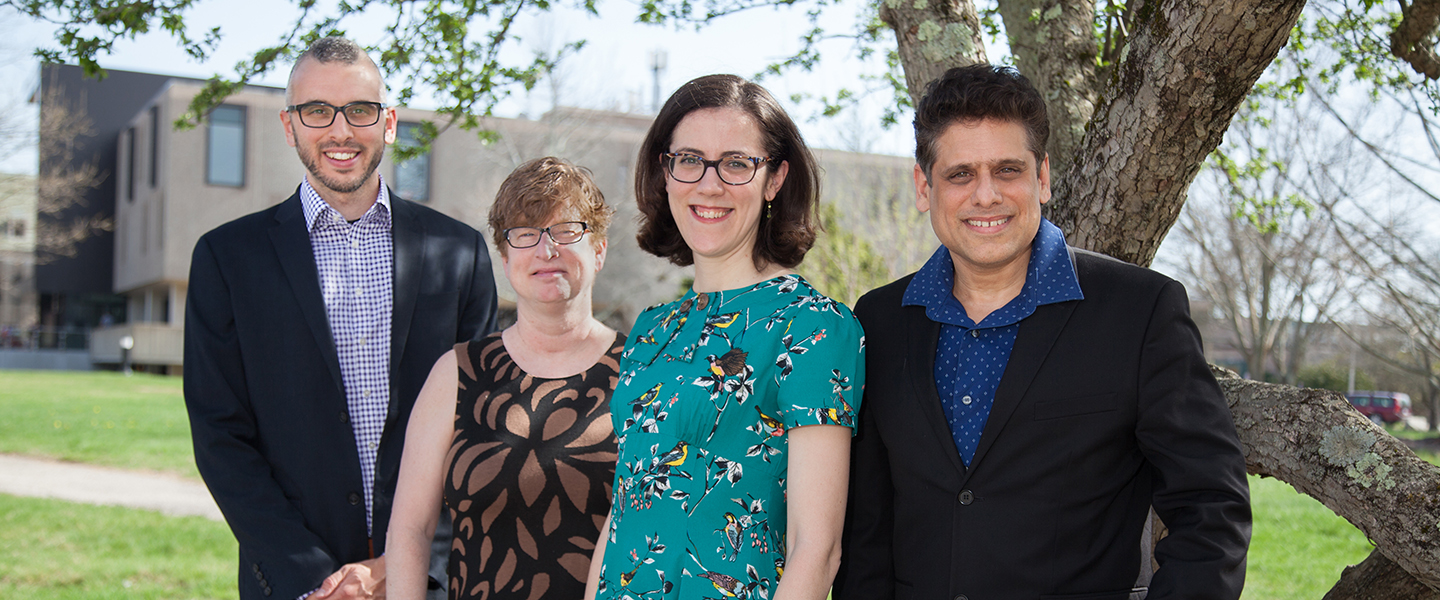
[583,74,865,600]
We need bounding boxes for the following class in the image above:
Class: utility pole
[649,49,668,114]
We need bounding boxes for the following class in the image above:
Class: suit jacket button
[252,564,261,573]
[348,492,362,505]
[339,411,350,424]
[263,586,272,596]
[955,595,969,600]
[254,570,263,580]
[958,490,974,505]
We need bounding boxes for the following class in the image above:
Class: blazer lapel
[904,306,968,477]
[269,193,345,395]
[387,195,424,418]
[962,299,1078,481]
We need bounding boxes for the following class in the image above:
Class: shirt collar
[299,174,392,232]
[903,217,1083,327]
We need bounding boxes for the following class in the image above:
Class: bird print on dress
[599,275,864,600]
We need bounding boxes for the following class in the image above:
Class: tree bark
[996,0,1101,168]
[1391,0,1440,80]
[1048,0,1306,267]
[879,0,988,104]
[1322,549,1440,600]
[1218,367,1440,591]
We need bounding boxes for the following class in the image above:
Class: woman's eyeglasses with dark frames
[662,152,771,185]
[504,222,589,249]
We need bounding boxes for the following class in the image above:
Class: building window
[207,105,246,187]
[149,105,160,188]
[125,127,137,201]
[393,122,430,202]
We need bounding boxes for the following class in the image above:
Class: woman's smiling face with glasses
[663,107,788,274]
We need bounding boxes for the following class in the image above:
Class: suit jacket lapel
[904,306,968,476]
[963,299,1078,481]
[269,193,345,395]
[388,195,424,418]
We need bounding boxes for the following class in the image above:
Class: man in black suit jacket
[834,64,1250,600]
[184,37,496,600]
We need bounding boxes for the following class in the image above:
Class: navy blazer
[835,249,1250,600]
[184,189,497,599]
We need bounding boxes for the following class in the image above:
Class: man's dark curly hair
[914,63,1050,177]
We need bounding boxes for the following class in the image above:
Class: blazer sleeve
[1136,280,1252,599]
[456,227,498,342]
[833,293,897,600]
[183,235,339,597]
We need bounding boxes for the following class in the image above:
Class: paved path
[0,453,223,521]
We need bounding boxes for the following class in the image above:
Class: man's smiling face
[915,118,1051,281]
[281,58,396,201]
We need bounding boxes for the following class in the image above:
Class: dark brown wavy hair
[634,74,820,270]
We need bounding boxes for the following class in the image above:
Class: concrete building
[40,64,916,372]
[0,173,37,333]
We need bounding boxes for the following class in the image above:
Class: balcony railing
[90,323,184,367]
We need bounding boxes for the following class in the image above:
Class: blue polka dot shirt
[902,218,1083,466]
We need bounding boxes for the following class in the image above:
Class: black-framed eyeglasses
[662,152,772,185]
[286,101,387,128]
[504,221,589,249]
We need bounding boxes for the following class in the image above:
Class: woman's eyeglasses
[662,152,771,185]
[504,221,589,248]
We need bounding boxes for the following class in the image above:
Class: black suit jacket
[835,249,1250,600]
[184,189,497,599]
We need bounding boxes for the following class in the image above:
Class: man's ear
[280,110,298,148]
[913,163,932,213]
[1038,154,1051,205]
[383,107,398,145]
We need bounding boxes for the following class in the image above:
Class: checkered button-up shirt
[300,178,394,535]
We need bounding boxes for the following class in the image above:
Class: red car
[1346,391,1412,425]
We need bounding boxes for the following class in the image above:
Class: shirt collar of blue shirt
[902,217,1083,328]
[299,174,393,232]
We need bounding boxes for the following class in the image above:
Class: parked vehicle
[1346,391,1413,425]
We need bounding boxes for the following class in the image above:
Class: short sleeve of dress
[772,300,866,433]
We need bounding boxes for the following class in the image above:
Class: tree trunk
[996,0,1101,168]
[1322,549,1440,600]
[1048,0,1307,267]
[879,0,989,103]
[1218,367,1440,591]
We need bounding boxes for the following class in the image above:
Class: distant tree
[33,86,107,263]
[801,203,892,306]
[1299,363,1375,393]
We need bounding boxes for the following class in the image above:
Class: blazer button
[252,564,261,573]
[348,492,362,505]
[954,595,969,600]
[339,411,350,424]
[254,570,263,580]
[958,490,974,505]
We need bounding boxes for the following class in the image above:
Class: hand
[311,556,386,600]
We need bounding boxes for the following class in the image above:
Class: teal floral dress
[597,274,865,600]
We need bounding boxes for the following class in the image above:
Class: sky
[0,0,923,175]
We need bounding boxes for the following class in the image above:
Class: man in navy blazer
[184,37,496,600]
[833,64,1250,600]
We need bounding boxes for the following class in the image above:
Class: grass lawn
[0,369,1424,597]
[1241,475,1374,600]
[0,369,197,478]
[0,493,236,600]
